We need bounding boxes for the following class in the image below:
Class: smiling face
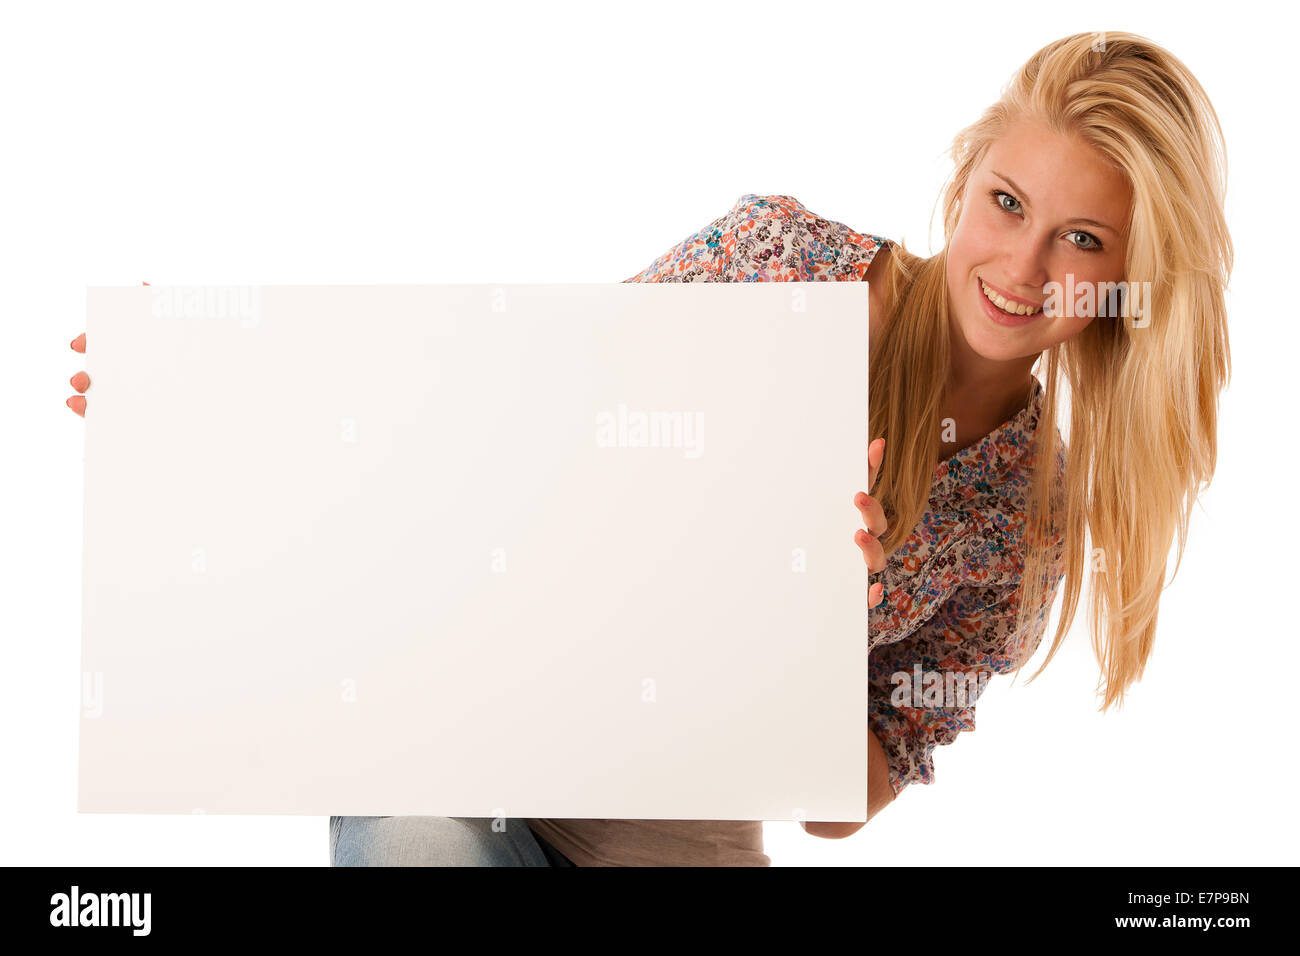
[945,116,1133,365]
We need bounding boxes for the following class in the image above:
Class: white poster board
[78,282,869,821]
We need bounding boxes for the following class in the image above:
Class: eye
[1067,230,1103,252]
[991,189,1022,214]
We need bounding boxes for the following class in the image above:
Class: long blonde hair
[869,32,1232,710]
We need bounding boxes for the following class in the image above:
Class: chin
[954,308,1044,363]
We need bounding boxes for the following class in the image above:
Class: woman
[67,31,1231,866]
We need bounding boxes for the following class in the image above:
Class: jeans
[330,816,577,867]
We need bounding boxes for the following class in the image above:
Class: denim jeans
[330,816,576,867]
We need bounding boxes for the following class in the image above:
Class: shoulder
[624,193,892,284]
[735,194,892,281]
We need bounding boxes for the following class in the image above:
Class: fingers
[70,333,88,415]
[867,437,884,493]
[853,491,887,537]
[855,472,888,609]
[855,527,885,573]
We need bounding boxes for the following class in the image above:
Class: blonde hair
[869,32,1232,710]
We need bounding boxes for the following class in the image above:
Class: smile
[979,277,1042,316]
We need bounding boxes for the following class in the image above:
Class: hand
[67,333,88,416]
[855,437,887,609]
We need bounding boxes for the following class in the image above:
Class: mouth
[977,275,1042,326]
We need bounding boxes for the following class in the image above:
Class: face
[945,116,1132,365]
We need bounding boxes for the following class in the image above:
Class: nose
[1001,235,1051,297]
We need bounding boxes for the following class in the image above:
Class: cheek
[1049,313,1096,346]
[952,207,1002,259]
[1045,258,1127,324]
[947,212,999,300]
[947,217,981,283]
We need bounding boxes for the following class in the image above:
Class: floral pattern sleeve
[622,193,889,284]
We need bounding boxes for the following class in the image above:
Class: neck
[941,320,1039,457]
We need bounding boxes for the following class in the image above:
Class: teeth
[980,280,1039,316]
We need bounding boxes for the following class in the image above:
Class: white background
[1,0,1294,866]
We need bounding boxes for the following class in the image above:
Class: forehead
[977,117,1132,230]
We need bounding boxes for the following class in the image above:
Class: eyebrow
[991,171,1120,234]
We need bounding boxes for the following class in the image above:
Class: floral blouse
[529,194,1067,865]
[628,193,1068,797]
[624,193,889,284]
[867,379,1067,795]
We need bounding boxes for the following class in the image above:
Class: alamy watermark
[889,664,990,708]
[1042,274,1152,328]
[595,404,704,459]
[150,285,261,328]
[50,886,151,936]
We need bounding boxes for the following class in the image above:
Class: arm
[867,725,896,823]
[800,728,895,839]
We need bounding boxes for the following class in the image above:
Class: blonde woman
[67,31,1231,866]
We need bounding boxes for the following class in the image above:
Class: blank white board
[78,282,869,820]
